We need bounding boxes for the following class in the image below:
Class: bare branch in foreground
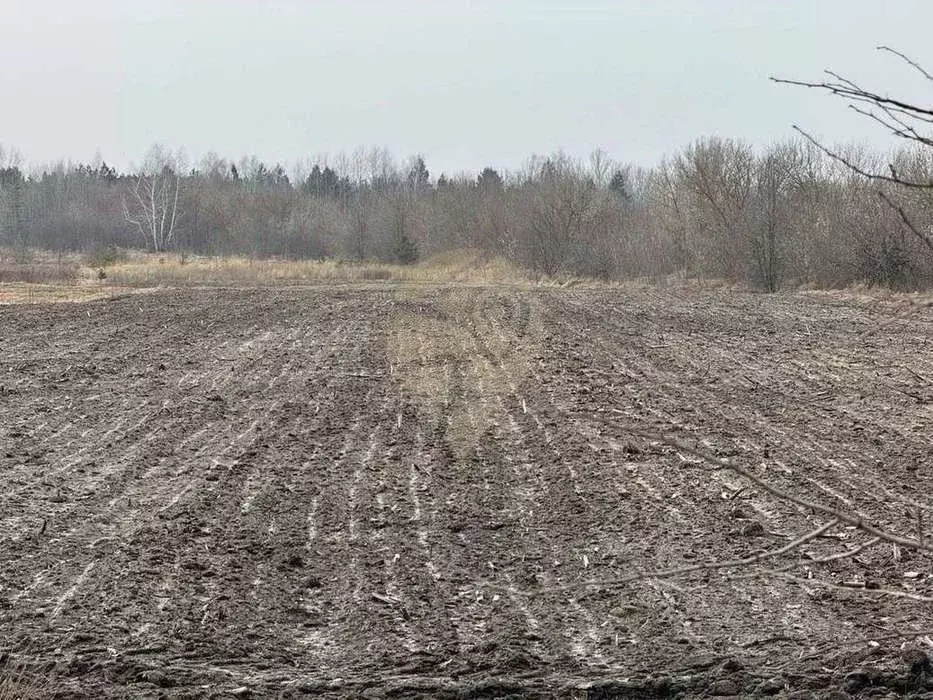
[771,571,933,603]
[877,189,933,254]
[522,518,841,594]
[878,45,933,82]
[500,426,932,597]
[790,125,933,189]
[647,433,933,554]
[770,74,933,121]
[773,49,933,190]
[730,536,883,580]
[484,407,933,599]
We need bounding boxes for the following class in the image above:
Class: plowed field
[1,285,932,698]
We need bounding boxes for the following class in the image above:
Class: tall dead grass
[101,248,542,288]
[0,656,54,700]
[0,259,79,286]
[0,246,601,304]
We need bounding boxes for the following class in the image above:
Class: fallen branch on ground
[644,432,933,554]
[503,429,931,599]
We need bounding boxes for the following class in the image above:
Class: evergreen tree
[406,155,430,192]
[477,167,503,191]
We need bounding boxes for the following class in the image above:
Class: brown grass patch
[0,247,595,303]
[388,288,542,458]
[0,284,115,305]
[101,248,540,288]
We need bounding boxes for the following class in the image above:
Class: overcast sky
[1,0,931,177]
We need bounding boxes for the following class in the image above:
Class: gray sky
[1,0,931,176]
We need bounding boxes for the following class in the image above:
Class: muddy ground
[1,284,932,698]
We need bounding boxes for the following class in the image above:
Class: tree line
[1,138,932,290]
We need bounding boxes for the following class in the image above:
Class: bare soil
[1,284,932,698]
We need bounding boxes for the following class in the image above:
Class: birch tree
[123,146,182,252]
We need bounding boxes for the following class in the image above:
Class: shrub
[85,244,127,268]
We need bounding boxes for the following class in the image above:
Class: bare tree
[0,144,23,170]
[644,158,692,277]
[588,148,614,189]
[345,147,372,261]
[750,142,804,291]
[123,166,181,253]
[674,137,755,281]
[521,153,599,276]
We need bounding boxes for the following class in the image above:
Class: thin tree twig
[790,126,933,189]
[771,76,933,120]
[773,59,933,189]
[899,364,933,385]
[848,104,933,147]
[730,536,884,580]
[770,571,933,603]
[644,432,933,554]
[877,189,933,254]
[522,518,840,594]
[878,45,933,82]
[807,536,882,564]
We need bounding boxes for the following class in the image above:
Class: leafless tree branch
[771,571,933,603]
[877,190,933,254]
[773,50,933,193]
[650,433,933,552]
[771,75,933,121]
[790,126,933,189]
[878,45,933,82]
[524,517,843,594]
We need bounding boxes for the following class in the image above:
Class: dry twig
[513,427,931,597]
[771,571,933,603]
[526,518,840,594]
[648,433,933,554]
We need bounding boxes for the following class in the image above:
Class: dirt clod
[707,677,742,696]
[756,676,786,695]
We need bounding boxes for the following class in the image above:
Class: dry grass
[0,656,54,700]
[0,249,142,304]
[0,283,139,305]
[805,285,933,307]
[15,246,928,306]
[0,257,79,285]
[99,248,540,288]
[0,247,562,304]
[388,287,542,458]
